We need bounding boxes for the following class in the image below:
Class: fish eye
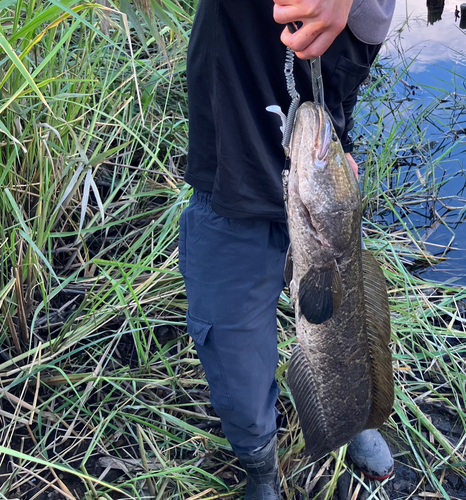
[332,133,338,142]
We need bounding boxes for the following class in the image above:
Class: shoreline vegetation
[0,1,465,499]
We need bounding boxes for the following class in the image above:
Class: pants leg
[178,190,289,455]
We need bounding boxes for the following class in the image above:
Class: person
[178,1,396,498]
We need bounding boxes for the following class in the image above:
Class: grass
[0,1,465,499]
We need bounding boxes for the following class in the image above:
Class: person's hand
[273,0,354,59]
[345,153,358,179]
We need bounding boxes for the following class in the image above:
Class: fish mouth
[316,105,332,164]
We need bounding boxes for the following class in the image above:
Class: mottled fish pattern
[285,102,394,461]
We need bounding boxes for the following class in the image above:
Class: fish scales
[286,102,393,461]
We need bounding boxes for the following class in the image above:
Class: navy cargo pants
[178,190,289,455]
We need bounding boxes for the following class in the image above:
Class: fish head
[288,102,362,252]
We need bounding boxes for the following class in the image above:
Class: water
[360,0,466,285]
[389,1,466,75]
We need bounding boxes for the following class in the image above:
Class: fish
[284,101,394,461]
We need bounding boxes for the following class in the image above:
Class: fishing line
[282,25,301,159]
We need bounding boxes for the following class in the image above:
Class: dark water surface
[361,0,466,285]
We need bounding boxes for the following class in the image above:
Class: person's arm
[345,153,358,179]
[273,0,354,59]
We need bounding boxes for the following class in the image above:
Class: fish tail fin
[361,249,394,428]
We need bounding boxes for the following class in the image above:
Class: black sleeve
[321,25,382,152]
[340,84,359,152]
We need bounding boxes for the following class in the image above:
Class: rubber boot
[237,435,281,499]
[347,429,394,481]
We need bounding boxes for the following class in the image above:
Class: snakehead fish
[285,102,394,461]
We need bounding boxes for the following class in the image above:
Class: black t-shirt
[185,0,380,222]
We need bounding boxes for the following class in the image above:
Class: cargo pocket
[325,54,371,113]
[178,209,187,276]
[186,309,234,410]
[187,309,211,346]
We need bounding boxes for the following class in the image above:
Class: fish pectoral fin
[284,246,293,287]
[361,249,394,429]
[298,262,342,324]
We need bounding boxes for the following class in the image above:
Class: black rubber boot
[347,429,394,481]
[237,435,281,499]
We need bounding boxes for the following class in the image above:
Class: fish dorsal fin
[284,245,293,287]
[298,261,343,324]
[361,249,394,428]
